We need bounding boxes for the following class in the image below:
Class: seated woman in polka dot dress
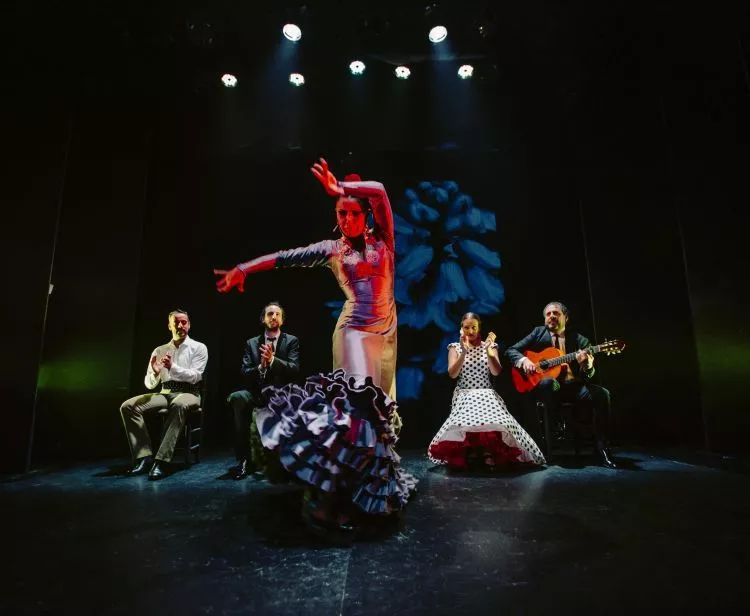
[428,312,546,470]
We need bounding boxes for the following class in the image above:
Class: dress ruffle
[256,369,417,515]
[429,427,531,470]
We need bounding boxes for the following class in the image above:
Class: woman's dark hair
[337,173,369,212]
[460,312,482,329]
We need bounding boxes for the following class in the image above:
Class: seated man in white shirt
[226,302,300,480]
[120,309,208,480]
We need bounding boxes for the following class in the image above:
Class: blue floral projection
[326,180,504,400]
[393,180,504,399]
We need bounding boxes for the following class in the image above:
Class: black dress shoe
[148,460,168,480]
[597,447,618,469]
[231,459,250,480]
[126,456,153,476]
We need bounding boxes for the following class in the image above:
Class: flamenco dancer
[215,158,416,533]
[428,312,546,470]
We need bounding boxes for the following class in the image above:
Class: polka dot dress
[428,342,546,467]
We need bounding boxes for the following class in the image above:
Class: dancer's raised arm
[311,157,394,253]
[339,179,394,253]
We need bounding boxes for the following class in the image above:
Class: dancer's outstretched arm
[215,241,335,293]
[214,254,277,293]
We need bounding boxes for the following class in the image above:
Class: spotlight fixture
[457,65,474,79]
[395,66,411,80]
[289,72,305,86]
[428,25,448,43]
[349,60,366,75]
[221,73,238,88]
[282,24,302,41]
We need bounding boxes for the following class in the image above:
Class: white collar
[169,335,194,348]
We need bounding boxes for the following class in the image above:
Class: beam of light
[458,65,474,80]
[349,60,366,75]
[282,24,302,42]
[395,66,411,80]
[428,25,448,43]
[221,73,238,87]
[289,72,305,86]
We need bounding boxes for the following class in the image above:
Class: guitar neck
[543,344,604,367]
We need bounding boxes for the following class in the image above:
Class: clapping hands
[260,342,274,369]
[151,354,171,374]
[459,330,471,351]
[483,332,497,351]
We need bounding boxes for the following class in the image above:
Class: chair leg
[184,415,192,467]
[188,410,202,465]
[537,401,552,459]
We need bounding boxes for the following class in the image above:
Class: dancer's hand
[214,267,246,293]
[161,354,172,370]
[311,158,344,197]
[150,355,162,375]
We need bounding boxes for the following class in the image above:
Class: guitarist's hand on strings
[520,357,538,374]
[576,350,594,370]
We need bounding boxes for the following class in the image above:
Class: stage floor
[4,448,749,615]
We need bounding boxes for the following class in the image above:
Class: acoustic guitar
[511,339,625,393]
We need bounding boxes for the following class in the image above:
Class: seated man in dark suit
[505,301,616,469]
[226,301,300,479]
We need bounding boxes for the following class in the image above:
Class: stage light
[458,65,474,79]
[289,72,305,86]
[349,60,366,75]
[221,73,238,88]
[428,26,448,43]
[283,24,302,41]
[395,66,411,80]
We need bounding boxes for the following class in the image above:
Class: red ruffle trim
[429,430,528,470]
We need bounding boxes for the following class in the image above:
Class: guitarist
[505,301,616,469]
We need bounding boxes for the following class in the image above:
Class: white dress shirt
[145,336,209,390]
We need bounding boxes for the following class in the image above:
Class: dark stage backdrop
[10,102,152,471]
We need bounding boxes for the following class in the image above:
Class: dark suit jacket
[505,325,595,381]
[241,331,300,405]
